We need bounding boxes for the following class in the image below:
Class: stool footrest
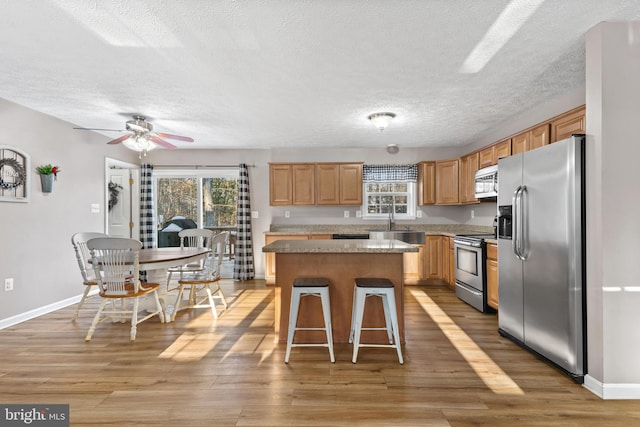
[293,327,330,331]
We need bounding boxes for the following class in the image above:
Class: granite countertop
[267,224,493,236]
[262,239,419,253]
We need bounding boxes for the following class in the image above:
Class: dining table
[138,247,211,321]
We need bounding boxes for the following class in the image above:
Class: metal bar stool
[285,277,335,363]
[349,277,404,364]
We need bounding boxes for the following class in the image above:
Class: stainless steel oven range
[453,233,496,313]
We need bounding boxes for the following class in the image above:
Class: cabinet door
[487,258,499,309]
[418,161,436,205]
[441,237,450,284]
[460,152,479,204]
[264,234,309,284]
[424,235,443,279]
[479,146,495,168]
[512,131,529,155]
[530,123,550,151]
[449,238,455,288]
[551,106,585,142]
[269,164,292,206]
[292,164,315,205]
[495,139,511,161]
[339,164,363,205]
[435,159,460,205]
[404,244,425,285]
[316,164,340,205]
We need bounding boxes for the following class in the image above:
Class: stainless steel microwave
[475,165,498,199]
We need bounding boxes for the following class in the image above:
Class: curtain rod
[151,164,256,169]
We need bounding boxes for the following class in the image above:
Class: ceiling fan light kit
[368,112,396,131]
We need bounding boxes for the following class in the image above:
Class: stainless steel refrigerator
[497,134,586,383]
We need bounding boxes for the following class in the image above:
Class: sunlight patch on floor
[409,289,524,395]
[159,332,224,362]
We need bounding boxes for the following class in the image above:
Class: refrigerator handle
[520,185,528,260]
[513,186,525,261]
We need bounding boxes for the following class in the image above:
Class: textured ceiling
[1,0,639,150]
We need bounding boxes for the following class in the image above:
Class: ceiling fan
[74,115,194,153]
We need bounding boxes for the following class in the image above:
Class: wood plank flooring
[1,281,638,426]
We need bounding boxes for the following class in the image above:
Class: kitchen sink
[368,230,425,244]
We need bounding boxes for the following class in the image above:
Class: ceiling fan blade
[154,132,194,142]
[74,127,124,132]
[107,134,132,145]
[149,135,177,150]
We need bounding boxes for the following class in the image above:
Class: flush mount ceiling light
[368,112,396,131]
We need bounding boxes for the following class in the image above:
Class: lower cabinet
[486,243,499,310]
[424,235,443,280]
[448,237,455,289]
[264,234,330,284]
[403,244,425,285]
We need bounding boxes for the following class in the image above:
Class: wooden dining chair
[86,237,164,341]
[166,228,215,289]
[171,232,229,320]
[70,232,108,322]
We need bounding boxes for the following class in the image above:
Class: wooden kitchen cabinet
[264,234,309,284]
[512,123,550,155]
[459,152,479,204]
[315,163,363,205]
[478,146,495,169]
[418,161,436,205]
[338,163,363,205]
[495,138,512,162]
[269,164,292,205]
[551,105,586,143]
[441,237,450,284]
[315,163,340,205]
[404,244,425,285]
[486,243,499,310]
[292,164,315,205]
[424,235,443,279]
[435,159,460,205]
[449,237,455,289]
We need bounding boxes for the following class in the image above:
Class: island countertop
[262,239,419,254]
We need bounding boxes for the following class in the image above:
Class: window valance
[362,164,418,182]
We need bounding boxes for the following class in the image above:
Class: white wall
[585,21,640,397]
[0,98,138,323]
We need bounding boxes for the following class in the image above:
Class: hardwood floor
[1,281,638,426]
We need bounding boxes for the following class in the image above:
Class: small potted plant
[36,164,60,193]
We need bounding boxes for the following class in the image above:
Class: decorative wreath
[108,181,123,211]
[0,157,26,190]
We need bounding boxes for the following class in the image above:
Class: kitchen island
[262,239,418,343]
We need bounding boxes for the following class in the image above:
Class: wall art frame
[0,145,31,203]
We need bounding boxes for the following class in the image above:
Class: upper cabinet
[269,164,293,205]
[459,152,479,204]
[512,123,550,155]
[338,163,363,205]
[435,159,459,205]
[551,105,586,142]
[418,161,436,205]
[292,164,315,205]
[479,138,511,168]
[270,162,362,206]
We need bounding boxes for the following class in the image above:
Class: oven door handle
[454,240,480,248]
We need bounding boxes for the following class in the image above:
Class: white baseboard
[584,375,640,399]
[0,290,97,330]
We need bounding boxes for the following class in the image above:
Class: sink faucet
[387,201,395,231]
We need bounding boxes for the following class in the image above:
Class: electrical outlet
[471,209,475,219]
[5,278,14,291]
[284,211,290,218]
[91,203,100,213]
[416,210,423,218]
[344,210,350,218]
[355,210,362,218]
[251,210,259,219]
